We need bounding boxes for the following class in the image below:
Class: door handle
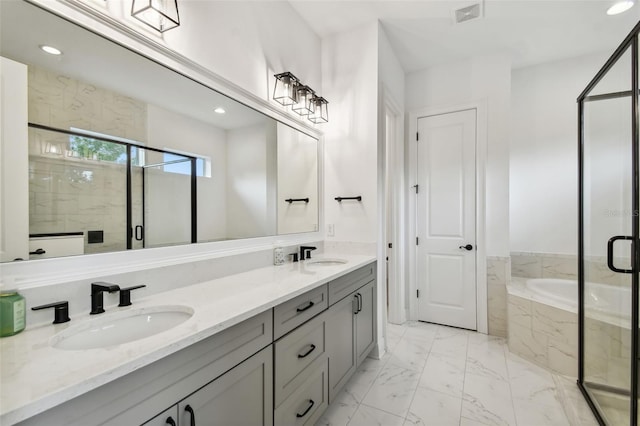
[356,293,362,313]
[353,294,359,315]
[297,344,316,358]
[135,225,144,241]
[165,417,176,426]
[459,244,473,251]
[607,236,634,273]
[296,399,315,418]
[296,301,314,313]
[184,404,195,426]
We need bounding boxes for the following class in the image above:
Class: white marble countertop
[0,254,376,425]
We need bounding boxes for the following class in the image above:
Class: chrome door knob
[459,244,473,251]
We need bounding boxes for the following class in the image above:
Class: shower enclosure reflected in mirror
[0,0,319,262]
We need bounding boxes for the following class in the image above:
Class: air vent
[455,3,482,24]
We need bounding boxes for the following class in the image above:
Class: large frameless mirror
[0,0,319,262]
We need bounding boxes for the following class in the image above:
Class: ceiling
[289,0,640,72]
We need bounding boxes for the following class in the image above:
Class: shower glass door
[130,147,195,250]
[580,39,637,425]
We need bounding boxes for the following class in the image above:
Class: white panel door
[417,109,476,330]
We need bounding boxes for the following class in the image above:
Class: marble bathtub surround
[0,252,372,424]
[317,321,596,426]
[487,256,510,338]
[507,279,579,377]
[511,252,578,280]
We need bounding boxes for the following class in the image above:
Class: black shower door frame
[28,123,197,250]
[577,20,640,426]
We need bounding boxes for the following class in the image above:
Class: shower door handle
[135,225,144,241]
[607,235,634,274]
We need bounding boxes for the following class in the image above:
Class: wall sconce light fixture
[273,72,328,123]
[292,86,315,116]
[273,72,300,106]
[132,0,180,33]
[308,96,328,124]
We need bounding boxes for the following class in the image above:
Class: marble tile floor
[316,321,600,426]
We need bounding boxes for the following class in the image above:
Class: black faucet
[90,282,120,315]
[300,246,317,260]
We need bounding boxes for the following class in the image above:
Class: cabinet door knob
[165,417,176,426]
[185,405,196,426]
[296,399,315,418]
[297,344,316,358]
[296,301,314,313]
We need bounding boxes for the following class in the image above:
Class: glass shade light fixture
[273,72,300,106]
[292,86,315,116]
[131,0,180,33]
[308,96,329,124]
[273,72,328,123]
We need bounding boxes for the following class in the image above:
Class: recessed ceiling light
[607,0,634,15]
[40,45,62,55]
[214,107,226,114]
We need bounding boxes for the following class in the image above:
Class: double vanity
[0,254,377,425]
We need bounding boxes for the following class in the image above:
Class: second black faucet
[90,282,120,315]
[299,246,317,261]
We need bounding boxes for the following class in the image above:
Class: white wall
[406,54,512,257]
[226,123,277,239]
[277,123,318,234]
[510,53,608,255]
[322,22,379,244]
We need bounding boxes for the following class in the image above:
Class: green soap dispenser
[0,282,26,337]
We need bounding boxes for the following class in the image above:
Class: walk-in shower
[578,20,640,426]
[28,123,196,256]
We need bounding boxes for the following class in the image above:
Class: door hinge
[388,243,392,248]
[416,132,419,141]
[413,184,419,194]
[416,237,419,245]
[417,289,420,298]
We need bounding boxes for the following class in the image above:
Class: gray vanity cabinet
[326,264,377,403]
[326,293,358,402]
[355,280,376,366]
[176,346,273,426]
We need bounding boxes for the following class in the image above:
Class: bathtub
[506,277,631,376]
[525,278,631,323]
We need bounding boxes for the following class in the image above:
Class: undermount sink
[305,258,348,266]
[51,305,194,350]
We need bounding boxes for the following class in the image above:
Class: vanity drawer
[274,312,326,406]
[273,284,328,339]
[273,357,328,426]
[327,262,375,306]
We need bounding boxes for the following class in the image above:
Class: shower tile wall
[28,66,147,254]
[487,256,510,338]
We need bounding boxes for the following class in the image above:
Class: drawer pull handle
[166,417,176,426]
[296,399,315,418]
[296,301,314,313]
[297,344,316,358]
[185,404,196,426]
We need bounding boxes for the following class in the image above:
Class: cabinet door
[178,346,273,426]
[142,406,178,426]
[355,280,376,366]
[326,293,357,402]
